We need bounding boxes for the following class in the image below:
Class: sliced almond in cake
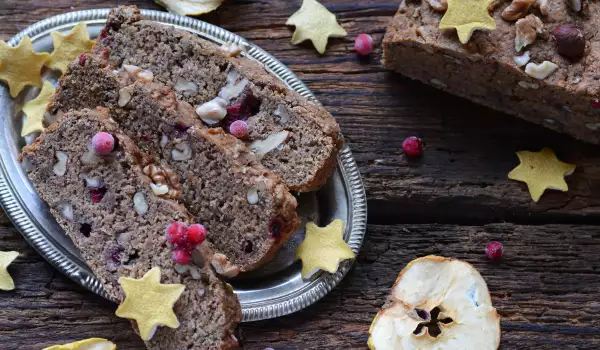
[49,57,300,273]
[20,109,241,349]
[90,5,341,192]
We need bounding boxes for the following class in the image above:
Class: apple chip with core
[368,256,500,350]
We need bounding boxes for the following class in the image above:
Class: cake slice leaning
[90,5,341,192]
[48,55,300,274]
[20,109,241,349]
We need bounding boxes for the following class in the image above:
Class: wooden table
[2,0,600,349]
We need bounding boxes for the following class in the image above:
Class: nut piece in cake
[524,61,558,79]
[515,15,544,52]
[367,256,500,350]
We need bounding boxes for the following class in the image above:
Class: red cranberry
[91,132,115,155]
[355,34,373,56]
[166,222,188,246]
[485,241,503,260]
[402,136,423,158]
[187,224,207,246]
[229,120,248,138]
[592,99,600,109]
[268,218,285,239]
[140,135,151,141]
[90,187,107,203]
[172,249,191,265]
[98,27,109,40]
[78,54,87,66]
[224,91,261,129]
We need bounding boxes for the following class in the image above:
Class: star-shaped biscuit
[295,219,355,279]
[286,0,347,54]
[0,251,19,291]
[439,0,496,44]
[508,147,576,202]
[0,37,50,97]
[43,338,116,350]
[21,81,55,136]
[115,267,185,341]
[46,22,96,73]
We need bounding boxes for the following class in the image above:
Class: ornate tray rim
[0,8,367,322]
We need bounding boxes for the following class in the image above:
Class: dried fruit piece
[115,267,185,341]
[551,24,585,59]
[0,251,19,291]
[295,219,355,279]
[21,81,55,136]
[90,187,107,203]
[368,256,500,349]
[508,147,576,202]
[154,0,224,16]
[286,0,348,54]
[43,338,116,350]
[439,0,496,44]
[355,34,374,56]
[166,222,188,246]
[0,36,50,97]
[45,22,95,73]
[485,241,503,259]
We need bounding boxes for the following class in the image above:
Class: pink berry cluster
[166,222,207,265]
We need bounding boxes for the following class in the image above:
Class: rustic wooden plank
[1,223,599,349]
[2,0,600,223]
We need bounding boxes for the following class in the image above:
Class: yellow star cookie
[43,338,116,350]
[115,267,185,341]
[295,219,355,279]
[286,0,347,54]
[21,81,55,136]
[508,147,576,202]
[439,0,496,44]
[154,0,224,16]
[46,22,96,74]
[0,251,19,291]
[0,37,50,97]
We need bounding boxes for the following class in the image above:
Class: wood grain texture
[1,0,600,349]
[2,224,600,349]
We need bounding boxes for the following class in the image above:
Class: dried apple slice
[368,256,500,350]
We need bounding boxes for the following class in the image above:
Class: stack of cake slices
[21,5,342,350]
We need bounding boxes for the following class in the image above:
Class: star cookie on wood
[508,147,576,202]
[43,338,116,350]
[286,0,347,54]
[439,0,496,44]
[115,267,185,341]
[46,22,96,73]
[0,37,49,97]
[0,251,19,291]
[295,219,355,279]
[21,81,55,136]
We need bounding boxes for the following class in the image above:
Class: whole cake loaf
[20,109,241,349]
[88,5,341,192]
[49,55,300,274]
[383,0,600,144]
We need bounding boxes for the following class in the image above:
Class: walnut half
[143,164,181,199]
[515,15,544,52]
[502,0,548,21]
[424,0,447,11]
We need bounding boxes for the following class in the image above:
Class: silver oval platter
[0,9,367,322]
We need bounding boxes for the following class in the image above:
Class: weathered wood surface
[1,0,600,349]
[2,223,600,349]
